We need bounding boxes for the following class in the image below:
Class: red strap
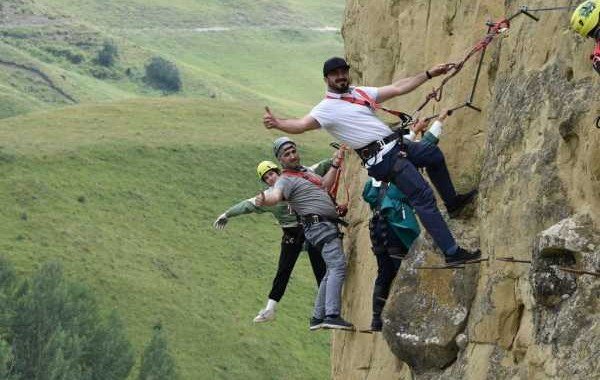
[281,169,323,188]
[592,39,600,59]
[326,88,409,119]
[415,18,510,112]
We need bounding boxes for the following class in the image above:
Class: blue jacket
[362,179,420,249]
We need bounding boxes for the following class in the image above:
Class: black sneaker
[445,247,481,264]
[447,189,478,218]
[322,316,354,331]
[370,316,383,332]
[309,317,323,331]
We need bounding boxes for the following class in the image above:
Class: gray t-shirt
[274,168,338,219]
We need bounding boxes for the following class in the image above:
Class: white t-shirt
[309,86,394,149]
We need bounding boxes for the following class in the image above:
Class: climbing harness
[282,168,323,187]
[282,150,350,219]
[327,88,412,125]
[328,88,413,157]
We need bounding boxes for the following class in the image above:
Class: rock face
[334,1,600,379]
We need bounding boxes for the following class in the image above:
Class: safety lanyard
[282,168,323,188]
[326,88,410,120]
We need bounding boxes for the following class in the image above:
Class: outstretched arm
[213,198,262,229]
[263,106,321,134]
[376,63,454,103]
[255,188,284,207]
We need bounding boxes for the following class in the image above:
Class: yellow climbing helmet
[571,0,600,37]
[256,160,280,181]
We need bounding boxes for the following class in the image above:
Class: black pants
[370,217,409,317]
[268,226,326,302]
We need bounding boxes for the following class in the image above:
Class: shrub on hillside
[43,45,84,64]
[97,40,118,67]
[144,56,182,92]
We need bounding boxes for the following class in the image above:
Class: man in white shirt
[262,57,480,264]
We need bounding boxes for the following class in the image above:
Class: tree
[138,325,178,380]
[86,310,134,380]
[97,41,118,67]
[9,261,134,379]
[144,57,182,92]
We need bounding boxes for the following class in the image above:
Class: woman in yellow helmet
[571,0,600,74]
[213,158,333,323]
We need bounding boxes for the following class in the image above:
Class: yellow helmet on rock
[256,161,280,181]
[571,0,600,37]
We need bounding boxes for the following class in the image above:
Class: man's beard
[337,82,350,93]
[329,79,349,93]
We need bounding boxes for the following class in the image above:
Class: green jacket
[224,159,333,228]
[362,179,420,248]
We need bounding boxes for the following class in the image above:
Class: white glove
[213,213,228,230]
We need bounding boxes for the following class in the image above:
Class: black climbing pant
[370,217,409,318]
[268,226,326,302]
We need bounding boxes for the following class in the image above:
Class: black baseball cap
[323,57,350,77]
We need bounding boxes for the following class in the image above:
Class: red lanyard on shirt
[325,88,411,121]
[281,169,323,187]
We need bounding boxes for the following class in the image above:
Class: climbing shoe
[447,189,478,218]
[309,317,324,331]
[253,308,276,323]
[370,316,383,332]
[445,247,481,264]
[322,316,354,331]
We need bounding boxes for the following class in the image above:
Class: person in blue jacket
[362,178,420,331]
[361,110,453,331]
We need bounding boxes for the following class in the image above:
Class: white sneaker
[253,308,276,323]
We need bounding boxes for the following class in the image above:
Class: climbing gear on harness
[326,87,413,141]
[571,0,600,37]
[257,160,280,181]
[299,214,349,228]
[369,182,390,249]
[273,137,296,158]
[355,130,409,162]
[595,115,600,129]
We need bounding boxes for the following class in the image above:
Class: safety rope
[413,18,510,115]
[329,143,351,217]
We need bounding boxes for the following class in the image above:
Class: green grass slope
[0,0,344,119]
[0,98,336,379]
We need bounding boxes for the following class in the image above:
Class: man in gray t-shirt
[256,137,354,331]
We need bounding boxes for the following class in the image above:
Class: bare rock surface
[335,1,600,379]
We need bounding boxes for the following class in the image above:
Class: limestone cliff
[334,1,600,379]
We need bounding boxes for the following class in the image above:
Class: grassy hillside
[0,98,337,379]
[0,0,347,377]
[0,0,344,119]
